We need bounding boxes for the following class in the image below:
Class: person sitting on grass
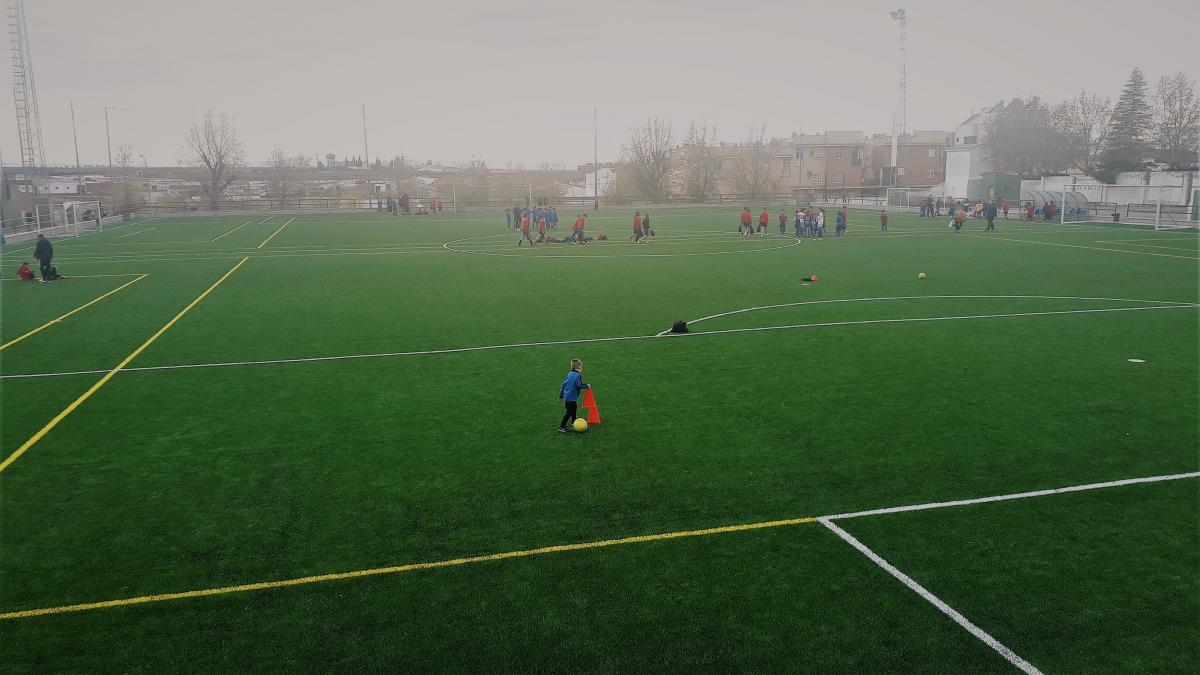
[16,261,37,281]
[557,359,590,433]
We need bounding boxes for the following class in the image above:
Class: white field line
[819,518,1044,675]
[823,471,1200,521]
[0,470,1191,624]
[3,302,1196,380]
[44,249,454,266]
[0,273,147,282]
[654,294,1198,336]
[0,218,160,254]
[115,228,156,239]
[52,243,454,258]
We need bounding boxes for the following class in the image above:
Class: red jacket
[759,210,769,225]
[741,210,752,225]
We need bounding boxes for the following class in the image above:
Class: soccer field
[1,208,1197,672]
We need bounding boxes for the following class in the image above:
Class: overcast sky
[3,0,1197,168]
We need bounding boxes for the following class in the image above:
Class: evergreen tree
[1100,68,1155,177]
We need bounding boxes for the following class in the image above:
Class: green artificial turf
[0,208,1197,671]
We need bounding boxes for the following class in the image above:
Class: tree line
[984,69,1199,181]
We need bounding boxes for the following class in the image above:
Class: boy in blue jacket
[558,359,590,432]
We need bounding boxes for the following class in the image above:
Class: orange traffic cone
[582,387,602,424]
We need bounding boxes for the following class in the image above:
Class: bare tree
[728,125,782,200]
[678,122,721,202]
[1153,73,1200,170]
[622,118,674,201]
[1051,92,1112,175]
[267,148,311,207]
[113,143,143,214]
[185,111,245,210]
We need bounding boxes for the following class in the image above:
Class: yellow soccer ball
[918,272,927,280]
[573,418,588,433]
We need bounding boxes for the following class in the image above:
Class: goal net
[1061,184,1198,230]
[885,187,920,211]
[36,200,105,236]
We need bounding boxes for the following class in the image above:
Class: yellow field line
[0,516,816,620]
[209,218,259,242]
[0,258,249,474]
[256,217,294,249]
[968,234,1200,260]
[0,274,148,352]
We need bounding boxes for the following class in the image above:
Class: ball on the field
[918,272,927,280]
[573,418,588,432]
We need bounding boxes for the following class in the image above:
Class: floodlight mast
[889,8,908,180]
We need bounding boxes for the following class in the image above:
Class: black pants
[986,217,995,231]
[39,258,52,279]
[559,401,578,429]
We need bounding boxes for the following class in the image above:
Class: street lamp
[104,106,131,171]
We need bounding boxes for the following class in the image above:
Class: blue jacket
[559,369,589,402]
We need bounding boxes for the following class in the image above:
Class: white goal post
[885,187,930,211]
[33,200,104,237]
[1060,183,1197,230]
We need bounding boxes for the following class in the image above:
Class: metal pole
[71,102,83,193]
[1155,186,1162,230]
[105,107,112,171]
[0,146,6,247]
[593,105,598,210]
[362,105,369,169]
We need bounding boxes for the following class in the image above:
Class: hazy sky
[3,0,1197,168]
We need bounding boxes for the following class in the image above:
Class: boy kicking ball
[558,359,590,432]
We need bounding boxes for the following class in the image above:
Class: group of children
[740,207,848,238]
[631,211,655,243]
[516,208,600,246]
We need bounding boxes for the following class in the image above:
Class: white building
[944,104,1003,199]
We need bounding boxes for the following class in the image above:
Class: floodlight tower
[7,0,45,169]
[889,8,908,179]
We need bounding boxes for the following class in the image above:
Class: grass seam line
[0,258,249,473]
[1,471,1195,621]
[256,216,294,249]
[3,302,1197,380]
[0,517,817,620]
[819,518,1043,675]
[0,274,149,352]
[209,218,259,242]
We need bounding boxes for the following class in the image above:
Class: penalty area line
[819,518,1043,674]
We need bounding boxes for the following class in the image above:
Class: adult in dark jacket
[983,201,998,231]
[34,234,54,280]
